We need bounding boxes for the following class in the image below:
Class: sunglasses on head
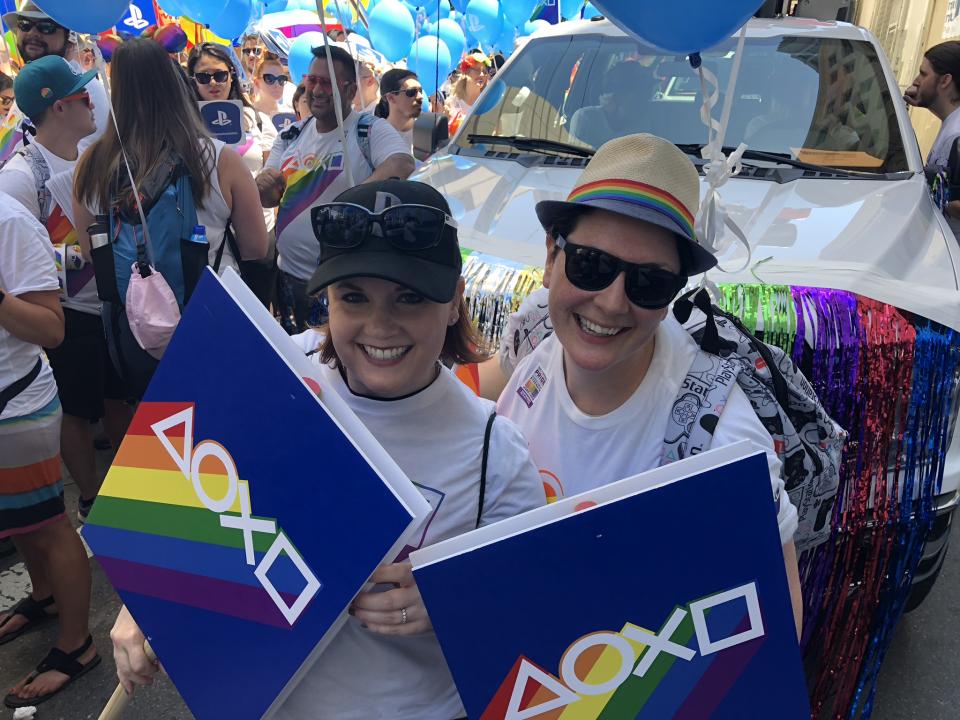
[311,202,457,251]
[262,72,288,85]
[555,235,687,309]
[17,18,60,34]
[241,47,262,56]
[192,70,231,85]
[390,87,423,99]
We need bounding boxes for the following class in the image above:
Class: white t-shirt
[265,111,412,281]
[277,332,545,720]
[0,140,100,314]
[928,105,960,167]
[0,196,59,421]
[237,107,278,232]
[497,316,799,545]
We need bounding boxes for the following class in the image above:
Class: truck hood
[413,154,960,331]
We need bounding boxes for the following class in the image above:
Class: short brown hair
[316,297,488,369]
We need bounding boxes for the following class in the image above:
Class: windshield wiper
[467,134,595,158]
[674,143,880,177]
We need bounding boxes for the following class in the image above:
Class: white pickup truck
[412,14,960,714]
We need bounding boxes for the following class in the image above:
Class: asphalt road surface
[1,450,957,720]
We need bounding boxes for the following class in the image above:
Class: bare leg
[59,414,98,501]
[0,536,55,640]
[8,517,96,700]
[101,399,133,451]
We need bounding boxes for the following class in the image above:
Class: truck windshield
[455,32,909,173]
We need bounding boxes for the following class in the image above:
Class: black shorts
[45,308,129,421]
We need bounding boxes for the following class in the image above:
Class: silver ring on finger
[400,607,408,625]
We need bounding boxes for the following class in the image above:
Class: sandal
[4,634,101,708]
[0,595,57,646]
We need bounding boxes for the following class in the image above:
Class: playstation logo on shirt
[198,100,244,145]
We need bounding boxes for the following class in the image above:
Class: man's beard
[18,37,65,62]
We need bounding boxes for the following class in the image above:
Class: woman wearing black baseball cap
[109,179,546,719]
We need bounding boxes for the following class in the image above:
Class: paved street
[1,449,958,720]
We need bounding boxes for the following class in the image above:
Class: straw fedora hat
[2,1,54,29]
[535,133,717,275]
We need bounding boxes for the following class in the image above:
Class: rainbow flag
[83,269,428,720]
[0,108,24,165]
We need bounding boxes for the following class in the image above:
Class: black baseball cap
[307,180,462,302]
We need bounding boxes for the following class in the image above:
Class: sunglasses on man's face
[262,73,289,86]
[241,47,262,56]
[302,74,352,92]
[555,235,687,309]
[193,70,231,85]
[59,90,91,108]
[311,202,456,251]
[390,87,423,99]
[17,18,61,35]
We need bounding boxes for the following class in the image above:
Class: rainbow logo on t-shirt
[275,152,344,240]
[46,205,94,298]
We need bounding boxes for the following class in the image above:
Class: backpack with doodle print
[662,288,846,552]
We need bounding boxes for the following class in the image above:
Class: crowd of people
[0,3,815,718]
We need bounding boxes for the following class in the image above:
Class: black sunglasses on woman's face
[193,70,231,85]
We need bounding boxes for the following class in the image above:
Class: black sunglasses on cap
[17,18,61,34]
[262,72,288,85]
[312,202,457,251]
[192,70,231,85]
[555,235,687,309]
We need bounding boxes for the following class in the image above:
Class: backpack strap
[355,112,376,171]
[661,351,740,465]
[19,143,52,225]
[477,410,497,529]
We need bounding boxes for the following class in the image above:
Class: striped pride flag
[0,108,24,166]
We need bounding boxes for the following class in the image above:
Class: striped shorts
[0,396,65,538]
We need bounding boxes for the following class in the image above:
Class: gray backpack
[663,289,846,552]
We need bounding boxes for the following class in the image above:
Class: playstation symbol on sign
[123,4,149,30]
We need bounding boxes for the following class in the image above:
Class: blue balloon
[407,35,452,95]
[450,0,468,12]
[464,0,501,45]
[368,0,416,62]
[522,18,549,34]
[158,0,189,16]
[434,17,466,66]
[493,15,516,55]
[179,0,230,24]
[34,0,129,33]
[591,0,759,53]
[474,77,505,115]
[263,0,287,12]
[500,0,536,26]
[287,31,325,84]
[209,0,254,39]
[582,2,602,19]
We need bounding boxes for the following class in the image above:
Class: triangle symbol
[151,407,194,478]
[506,658,580,720]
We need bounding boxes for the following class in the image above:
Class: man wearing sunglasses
[258,44,413,330]
[239,34,264,77]
[375,68,423,150]
[496,134,803,634]
[1,1,108,153]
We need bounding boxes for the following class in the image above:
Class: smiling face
[543,209,682,393]
[326,276,462,399]
[305,57,356,125]
[16,18,67,62]
[193,53,233,101]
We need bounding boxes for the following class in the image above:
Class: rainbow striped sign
[412,444,810,719]
[0,108,24,166]
[84,269,429,719]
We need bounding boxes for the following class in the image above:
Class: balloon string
[316,0,355,187]
[694,25,750,274]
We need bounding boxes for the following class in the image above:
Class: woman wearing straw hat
[495,133,804,634]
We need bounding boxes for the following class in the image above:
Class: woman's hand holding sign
[351,561,432,636]
[110,606,160,695]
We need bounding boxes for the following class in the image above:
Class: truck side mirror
[413,112,449,161]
